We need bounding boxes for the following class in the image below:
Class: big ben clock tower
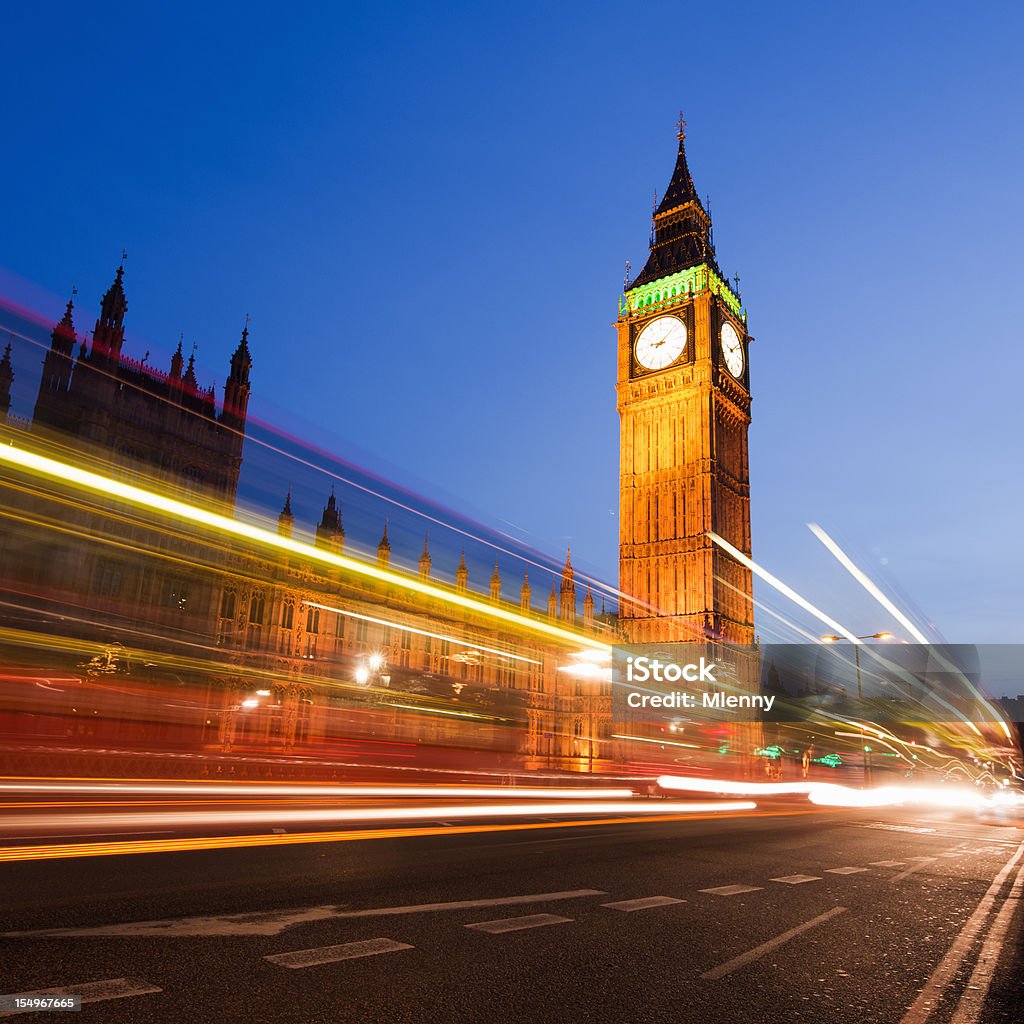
[617,119,754,646]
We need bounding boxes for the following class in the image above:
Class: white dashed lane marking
[466,914,572,934]
[769,875,821,885]
[701,907,848,980]
[601,896,685,911]
[826,867,869,875]
[4,889,607,938]
[699,884,763,896]
[870,861,906,868]
[265,938,413,969]
[0,978,161,1018]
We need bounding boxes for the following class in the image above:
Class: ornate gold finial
[676,111,687,141]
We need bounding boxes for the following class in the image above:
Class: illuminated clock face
[720,321,744,377]
[634,316,686,371]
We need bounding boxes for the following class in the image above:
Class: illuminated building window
[220,590,236,619]
[162,576,189,611]
[280,601,294,630]
[355,618,368,642]
[248,594,265,625]
[305,634,318,659]
[305,607,320,634]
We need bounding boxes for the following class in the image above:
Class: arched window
[249,594,265,625]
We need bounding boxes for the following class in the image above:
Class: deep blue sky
[2,1,1022,648]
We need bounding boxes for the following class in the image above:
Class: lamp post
[821,633,893,701]
[822,632,893,789]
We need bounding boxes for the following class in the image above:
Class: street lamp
[822,632,893,790]
[821,633,893,701]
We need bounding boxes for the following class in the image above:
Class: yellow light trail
[0,439,608,651]
[0,808,782,863]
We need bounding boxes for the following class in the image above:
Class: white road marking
[466,913,572,934]
[899,839,1024,1024]
[870,861,906,868]
[0,978,161,1018]
[949,856,1024,1024]
[601,896,685,911]
[265,937,412,969]
[701,907,848,980]
[826,867,869,875]
[699,884,763,896]
[769,875,821,885]
[938,852,964,858]
[891,858,937,882]
[4,889,606,937]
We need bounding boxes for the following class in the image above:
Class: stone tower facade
[617,122,754,646]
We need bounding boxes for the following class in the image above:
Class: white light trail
[0,800,758,831]
[807,524,929,643]
[0,782,635,799]
[657,774,1021,811]
[707,532,859,642]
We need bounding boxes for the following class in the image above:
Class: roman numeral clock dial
[720,320,744,377]
[634,315,686,371]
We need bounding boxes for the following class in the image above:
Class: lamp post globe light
[821,632,893,701]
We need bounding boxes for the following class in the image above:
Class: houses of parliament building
[0,263,614,772]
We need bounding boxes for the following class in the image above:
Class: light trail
[0,800,757,832]
[0,440,609,651]
[807,523,929,643]
[809,523,1013,743]
[0,807,805,863]
[707,532,859,643]
[613,734,700,750]
[0,782,634,799]
[657,774,1022,811]
[303,602,541,665]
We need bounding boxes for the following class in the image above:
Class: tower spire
[222,320,253,429]
[92,261,128,362]
[629,116,719,290]
[315,487,344,553]
[520,572,531,613]
[418,532,432,580]
[277,489,294,538]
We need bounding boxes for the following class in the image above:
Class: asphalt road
[0,807,1021,1024]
